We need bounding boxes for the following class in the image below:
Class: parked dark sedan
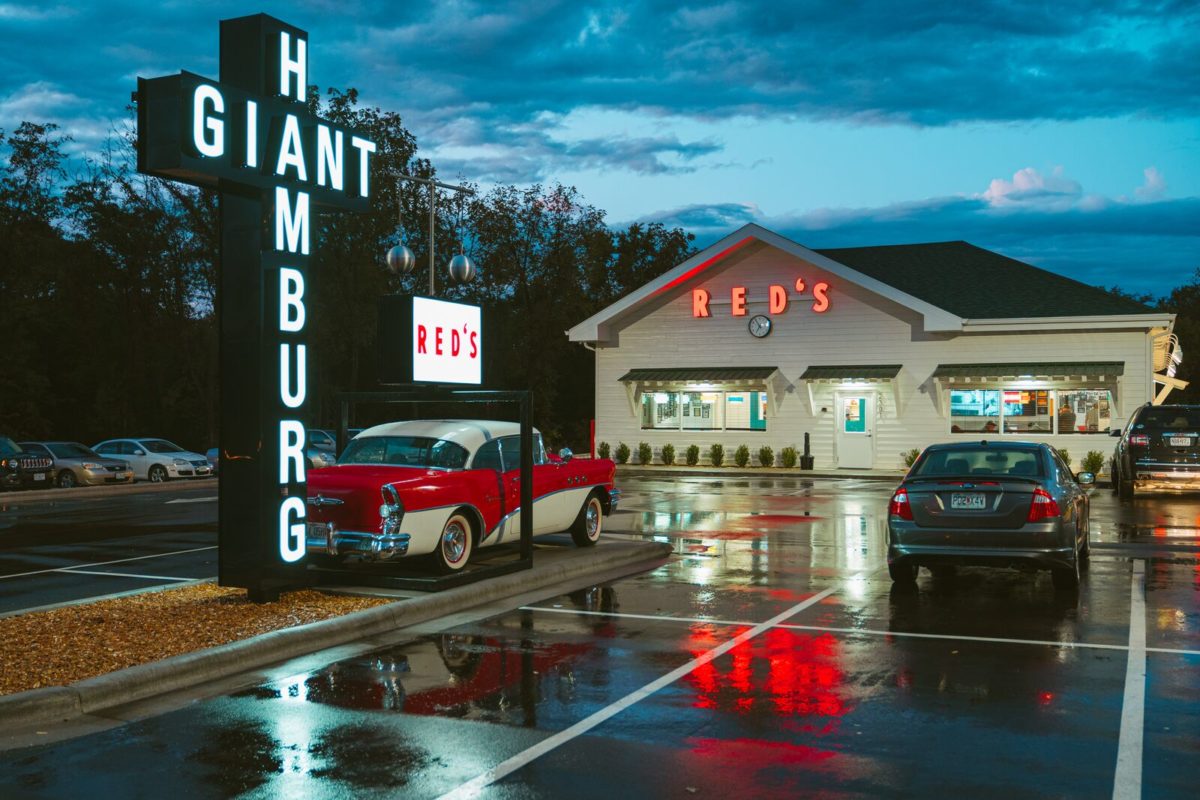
[887,441,1093,590]
[1111,403,1200,498]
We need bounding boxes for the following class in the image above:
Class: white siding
[593,245,1153,469]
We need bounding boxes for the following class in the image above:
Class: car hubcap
[443,520,467,564]
[586,502,600,539]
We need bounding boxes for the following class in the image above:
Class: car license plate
[950,492,986,510]
[33,473,45,481]
[1170,436,1191,447]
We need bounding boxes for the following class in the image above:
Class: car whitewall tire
[570,494,603,547]
[435,512,473,573]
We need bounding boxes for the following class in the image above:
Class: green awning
[932,362,1124,379]
[800,364,903,381]
[617,367,778,383]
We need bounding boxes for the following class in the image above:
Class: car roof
[355,420,537,454]
[924,441,1049,451]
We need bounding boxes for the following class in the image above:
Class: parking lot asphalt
[1,474,1195,798]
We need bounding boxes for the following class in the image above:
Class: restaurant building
[568,224,1183,469]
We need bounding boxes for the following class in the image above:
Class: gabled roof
[814,241,1154,319]
[567,224,1171,343]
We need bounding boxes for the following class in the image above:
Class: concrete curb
[3,479,216,503]
[0,540,671,731]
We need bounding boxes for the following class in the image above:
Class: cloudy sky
[2,0,1197,295]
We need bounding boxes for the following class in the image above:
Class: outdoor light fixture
[391,175,477,295]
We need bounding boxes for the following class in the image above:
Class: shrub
[758,445,774,467]
[1057,448,1071,468]
[597,441,611,460]
[637,442,653,465]
[780,446,798,468]
[1082,450,1106,474]
[686,444,700,466]
[661,443,676,465]
[902,447,921,468]
[734,444,750,468]
[615,442,630,464]
[709,443,725,466]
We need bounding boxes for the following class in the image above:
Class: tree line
[0,88,694,452]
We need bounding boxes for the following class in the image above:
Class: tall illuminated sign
[136,15,376,599]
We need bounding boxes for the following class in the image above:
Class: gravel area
[0,583,392,697]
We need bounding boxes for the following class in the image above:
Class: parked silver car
[887,441,1093,591]
[93,438,212,482]
[19,441,133,488]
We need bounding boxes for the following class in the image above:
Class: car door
[121,440,151,479]
[1050,448,1085,540]
[498,434,564,537]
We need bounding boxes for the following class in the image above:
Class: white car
[93,438,213,483]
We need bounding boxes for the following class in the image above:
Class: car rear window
[912,447,1044,478]
[1135,407,1200,429]
[340,436,469,470]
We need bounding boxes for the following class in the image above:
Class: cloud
[640,169,1200,296]
[1135,166,1167,201]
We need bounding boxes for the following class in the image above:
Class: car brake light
[1128,433,1150,446]
[889,488,913,520]
[1027,487,1060,522]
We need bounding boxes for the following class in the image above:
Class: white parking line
[0,546,218,581]
[1113,560,1146,800]
[521,605,1200,658]
[441,585,840,799]
[55,568,197,582]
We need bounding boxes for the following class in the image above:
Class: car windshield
[912,447,1044,478]
[142,439,185,454]
[0,438,22,456]
[48,443,97,459]
[339,436,469,470]
[1136,407,1200,429]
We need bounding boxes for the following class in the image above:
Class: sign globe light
[448,253,476,285]
[386,243,416,274]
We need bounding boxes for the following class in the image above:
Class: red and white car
[304,420,620,572]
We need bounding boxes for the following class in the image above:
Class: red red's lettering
[451,328,461,356]
[417,324,427,354]
[731,286,746,316]
[692,288,710,318]
[812,282,830,313]
[769,284,787,314]
[435,326,444,355]
[470,331,478,358]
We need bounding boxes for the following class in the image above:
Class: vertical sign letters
[137,14,376,599]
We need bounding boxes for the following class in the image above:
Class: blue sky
[2,0,1197,295]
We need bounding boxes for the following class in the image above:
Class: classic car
[304,419,620,572]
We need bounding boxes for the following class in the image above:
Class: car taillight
[1027,487,1060,522]
[889,488,913,520]
[1128,433,1150,446]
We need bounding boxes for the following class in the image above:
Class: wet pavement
[2,475,1198,798]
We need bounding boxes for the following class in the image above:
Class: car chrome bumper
[1133,465,1200,492]
[305,522,411,561]
[608,488,621,513]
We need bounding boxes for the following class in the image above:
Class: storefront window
[639,390,765,431]
[950,389,999,433]
[1002,389,1051,434]
[681,392,724,430]
[641,391,680,429]
[1056,390,1112,434]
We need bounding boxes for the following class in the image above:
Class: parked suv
[0,436,54,490]
[1111,404,1200,498]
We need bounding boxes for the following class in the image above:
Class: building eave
[959,313,1175,333]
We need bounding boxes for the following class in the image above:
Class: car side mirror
[133,449,145,456]
[1076,471,1095,486]
[558,447,573,463]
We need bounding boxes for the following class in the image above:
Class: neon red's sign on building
[692,277,831,318]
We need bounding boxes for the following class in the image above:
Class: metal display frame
[308,388,535,591]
